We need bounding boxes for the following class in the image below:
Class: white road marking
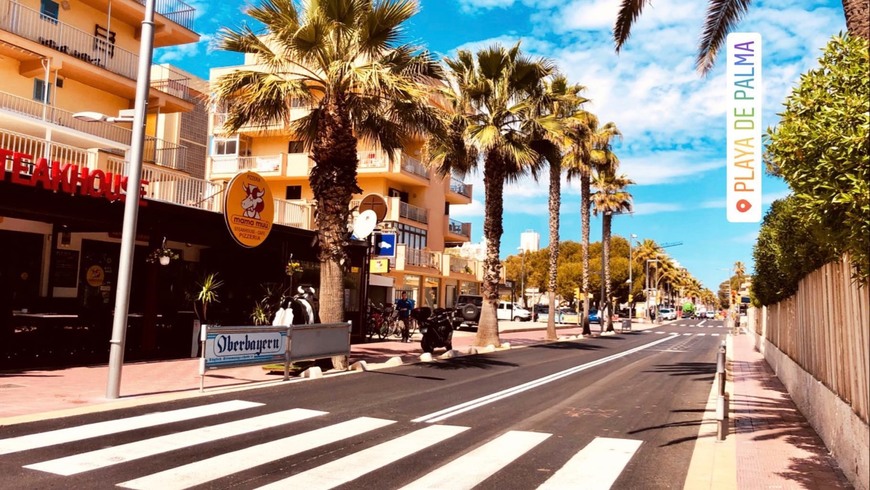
[118,417,395,490]
[26,408,325,475]
[538,437,642,489]
[698,320,707,326]
[412,335,678,423]
[655,331,666,334]
[0,400,261,455]
[256,425,469,490]
[399,430,551,490]
[698,333,707,336]
[683,333,692,336]
[712,333,720,337]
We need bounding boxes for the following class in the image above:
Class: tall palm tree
[614,0,869,75]
[591,171,634,332]
[566,120,620,335]
[212,0,442,367]
[429,44,554,347]
[533,75,589,341]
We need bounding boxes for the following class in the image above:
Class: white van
[497,301,531,321]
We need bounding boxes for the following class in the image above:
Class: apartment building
[0,0,276,369]
[208,56,481,312]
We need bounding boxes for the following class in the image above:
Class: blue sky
[156,0,846,292]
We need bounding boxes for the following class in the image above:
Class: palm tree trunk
[546,160,560,341]
[477,154,504,347]
[310,95,360,370]
[580,172,591,336]
[843,0,870,40]
[603,212,613,332]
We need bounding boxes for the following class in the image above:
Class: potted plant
[194,272,224,324]
[146,247,179,266]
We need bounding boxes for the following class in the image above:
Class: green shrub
[765,33,870,282]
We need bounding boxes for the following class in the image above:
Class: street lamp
[72,109,135,124]
[645,258,660,323]
[517,246,525,308]
[72,0,157,399]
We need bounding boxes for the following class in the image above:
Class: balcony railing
[143,137,187,171]
[405,247,439,269]
[399,201,428,224]
[210,154,283,174]
[448,219,471,238]
[0,90,132,145]
[0,0,189,97]
[449,256,475,274]
[1,128,91,172]
[400,154,429,179]
[450,176,472,197]
[274,199,312,230]
[134,0,196,31]
[107,157,221,209]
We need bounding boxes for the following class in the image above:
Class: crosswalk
[3,400,645,489]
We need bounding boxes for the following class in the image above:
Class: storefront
[0,170,368,369]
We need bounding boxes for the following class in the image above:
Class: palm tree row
[211,0,639,351]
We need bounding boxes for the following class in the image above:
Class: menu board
[53,249,80,288]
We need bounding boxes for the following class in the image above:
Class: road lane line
[698,320,707,326]
[399,430,551,490]
[712,333,720,337]
[698,333,707,336]
[412,335,678,423]
[538,437,642,489]
[118,417,395,490]
[26,408,325,475]
[256,425,469,490]
[0,400,262,455]
[655,331,666,334]
[683,333,692,336]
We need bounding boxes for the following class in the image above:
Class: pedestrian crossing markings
[3,400,645,490]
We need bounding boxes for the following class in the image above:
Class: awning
[369,274,394,287]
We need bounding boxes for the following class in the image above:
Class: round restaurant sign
[223,172,274,248]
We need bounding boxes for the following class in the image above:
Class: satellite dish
[358,194,388,222]
[351,210,377,240]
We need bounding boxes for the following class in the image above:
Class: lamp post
[628,233,637,303]
[73,0,157,399]
[517,246,525,308]
[645,258,660,323]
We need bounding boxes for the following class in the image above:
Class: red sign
[0,148,148,205]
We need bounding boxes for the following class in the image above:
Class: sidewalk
[0,321,854,489]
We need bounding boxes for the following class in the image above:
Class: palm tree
[429,44,554,347]
[212,0,442,367]
[614,0,869,75]
[565,120,621,335]
[533,75,589,341]
[591,171,634,332]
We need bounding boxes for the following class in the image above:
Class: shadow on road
[644,361,716,381]
[420,356,519,371]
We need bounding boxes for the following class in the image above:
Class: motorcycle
[410,307,455,353]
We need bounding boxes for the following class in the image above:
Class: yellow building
[208,56,483,310]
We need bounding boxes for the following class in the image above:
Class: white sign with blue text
[204,327,287,369]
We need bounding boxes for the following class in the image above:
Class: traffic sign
[373,232,396,258]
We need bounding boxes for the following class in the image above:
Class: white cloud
[155,34,214,64]
[619,154,724,186]
[631,202,684,215]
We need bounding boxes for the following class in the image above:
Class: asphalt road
[0,318,727,489]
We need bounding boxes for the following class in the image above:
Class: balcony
[445,255,478,277]
[0,90,131,145]
[274,198,313,230]
[445,218,471,242]
[104,157,220,209]
[0,0,191,108]
[77,0,198,46]
[446,175,472,204]
[399,246,440,270]
[210,154,284,177]
[357,149,429,185]
[398,200,428,225]
[143,137,186,171]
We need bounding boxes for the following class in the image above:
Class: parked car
[497,301,531,321]
[659,308,677,320]
[558,308,579,324]
[534,304,549,322]
[588,309,601,324]
[455,294,483,327]
[705,310,715,319]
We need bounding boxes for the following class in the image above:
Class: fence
[758,255,870,423]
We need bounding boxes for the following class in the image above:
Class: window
[33,79,51,102]
[288,140,305,153]
[213,138,238,156]
[396,223,426,250]
[40,0,59,23]
[388,187,409,202]
[285,185,302,200]
[444,203,450,215]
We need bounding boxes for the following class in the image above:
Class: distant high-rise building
[520,230,540,253]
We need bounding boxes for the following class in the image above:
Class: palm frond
[614,0,651,52]
[696,0,752,75]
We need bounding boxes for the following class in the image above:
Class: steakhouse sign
[0,149,148,204]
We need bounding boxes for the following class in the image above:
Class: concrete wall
[747,310,869,490]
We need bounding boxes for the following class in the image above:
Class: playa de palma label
[224,171,274,248]
[727,33,762,223]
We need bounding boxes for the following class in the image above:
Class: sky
[155,0,847,293]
